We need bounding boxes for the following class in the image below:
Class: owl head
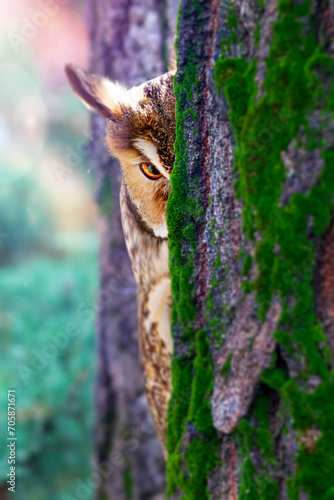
[65,65,175,238]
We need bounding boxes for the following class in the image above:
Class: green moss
[220,352,232,379]
[248,335,256,349]
[324,489,334,500]
[214,254,221,269]
[285,374,334,499]
[214,58,256,139]
[241,280,253,294]
[167,330,220,498]
[221,1,239,54]
[215,0,334,497]
[226,0,238,31]
[122,466,133,500]
[254,21,260,49]
[255,0,266,49]
[237,388,281,500]
[166,0,219,497]
[242,253,252,276]
[260,351,287,390]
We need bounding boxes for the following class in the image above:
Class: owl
[65,65,175,455]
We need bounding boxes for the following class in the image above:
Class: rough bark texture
[167,0,334,498]
[86,2,179,499]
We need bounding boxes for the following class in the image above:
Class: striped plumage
[65,65,175,454]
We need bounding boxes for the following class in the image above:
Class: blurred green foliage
[0,250,97,499]
[0,176,53,263]
[0,4,99,495]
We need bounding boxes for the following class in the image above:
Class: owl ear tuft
[65,64,126,120]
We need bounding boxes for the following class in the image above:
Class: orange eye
[139,162,162,180]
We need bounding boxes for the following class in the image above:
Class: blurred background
[0,1,98,498]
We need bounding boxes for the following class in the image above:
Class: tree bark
[86,2,179,499]
[167,0,334,499]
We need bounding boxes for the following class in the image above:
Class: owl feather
[65,64,176,455]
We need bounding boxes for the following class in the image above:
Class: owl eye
[140,162,162,180]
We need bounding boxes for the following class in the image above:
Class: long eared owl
[65,65,175,454]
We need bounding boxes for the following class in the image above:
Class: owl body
[120,181,172,446]
[65,66,176,453]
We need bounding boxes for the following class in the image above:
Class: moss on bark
[214,0,334,497]
[166,0,220,498]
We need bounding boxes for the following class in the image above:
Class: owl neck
[120,182,170,290]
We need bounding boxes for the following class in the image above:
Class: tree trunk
[86,2,179,499]
[166,0,334,499]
